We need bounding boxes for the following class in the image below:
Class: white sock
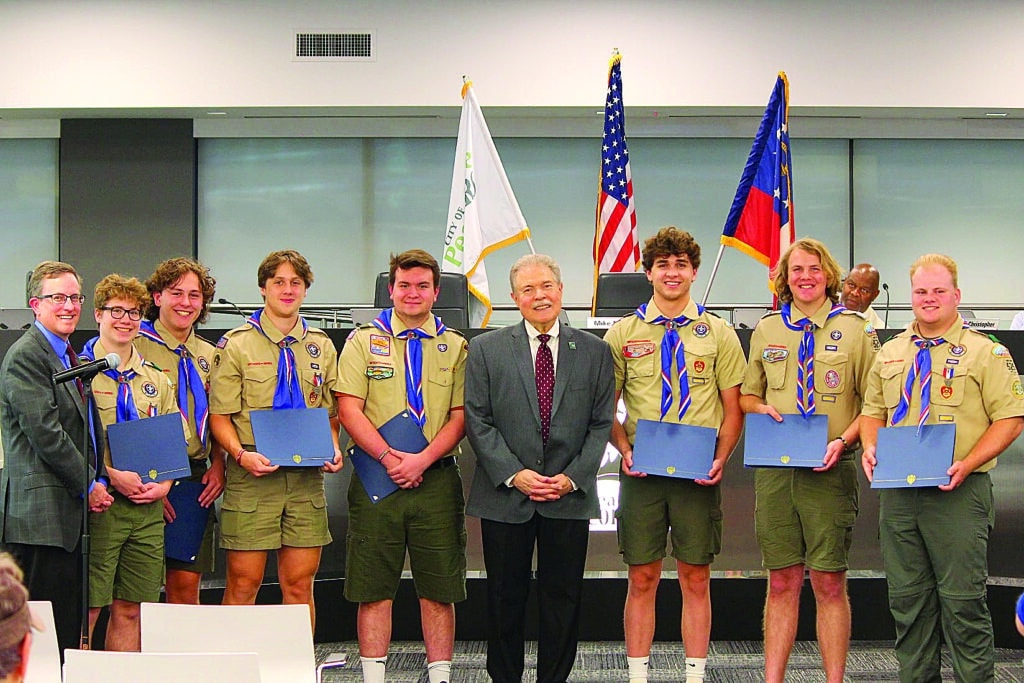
[627,654,650,682]
[360,655,387,683]
[685,656,707,682]
[426,659,452,683]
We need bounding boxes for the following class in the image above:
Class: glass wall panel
[0,140,58,309]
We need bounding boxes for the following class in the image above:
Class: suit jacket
[0,325,101,551]
[465,321,614,523]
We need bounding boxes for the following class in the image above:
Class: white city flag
[441,82,530,327]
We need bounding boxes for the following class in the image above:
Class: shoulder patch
[216,336,229,349]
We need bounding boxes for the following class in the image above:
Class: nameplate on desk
[631,419,716,480]
[963,318,998,330]
[107,412,190,482]
[871,424,955,489]
[743,413,828,468]
[251,407,334,467]
[586,317,621,329]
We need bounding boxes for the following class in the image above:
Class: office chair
[593,272,651,317]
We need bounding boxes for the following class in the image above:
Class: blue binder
[250,407,335,467]
[164,479,212,563]
[348,411,429,503]
[106,412,190,482]
[871,424,955,488]
[743,413,829,468]
[631,419,716,480]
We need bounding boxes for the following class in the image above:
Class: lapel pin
[568,341,576,350]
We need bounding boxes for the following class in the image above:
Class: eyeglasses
[37,293,86,306]
[99,306,143,321]
[843,281,876,297]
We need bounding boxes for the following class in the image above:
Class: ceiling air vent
[294,31,374,61]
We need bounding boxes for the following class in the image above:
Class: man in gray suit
[465,254,614,683]
[0,261,113,656]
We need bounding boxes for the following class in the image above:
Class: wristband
[235,448,246,463]
[377,448,391,463]
[835,435,848,448]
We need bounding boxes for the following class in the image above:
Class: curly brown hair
[642,227,701,272]
[93,273,150,311]
[144,257,217,323]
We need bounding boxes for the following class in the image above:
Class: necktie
[781,303,844,418]
[372,308,447,429]
[535,333,554,446]
[246,310,307,410]
[890,336,946,431]
[139,322,210,446]
[65,346,86,401]
[635,303,704,421]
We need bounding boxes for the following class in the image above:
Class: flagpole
[700,243,726,307]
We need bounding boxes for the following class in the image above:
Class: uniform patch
[197,356,210,372]
[825,344,838,352]
[1007,360,1018,374]
[366,366,395,380]
[346,329,358,342]
[308,390,319,404]
[1013,381,1024,397]
[824,369,841,389]
[216,336,228,349]
[213,354,221,367]
[830,329,843,341]
[693,359,706,374]
[310,362,320,370]
[437,343,448,352]
[864,322,875,335]
[992,344,1009,357]
[142,382,158,397]
[623,341,656,359]
[692,322,710,338]
[370,334,391,356]
[940,385,953,399]
[950,345,966,356]
[946,358,959,365]
[762,347,789,363]
[305,342,321,358]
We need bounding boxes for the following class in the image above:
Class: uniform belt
[426,456,456,471]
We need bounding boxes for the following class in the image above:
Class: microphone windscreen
[218,298,229,304]
[105,352,122,369]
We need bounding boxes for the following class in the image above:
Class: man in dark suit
[465,253,614,683]
[0,261,113,656]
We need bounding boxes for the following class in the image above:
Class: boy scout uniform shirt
[336,315,468,445]
[605,298,746,445]
[91,340,184,469]
[207,312,338,445]
[134,319,215,461]
[742,302,879,441]
[862,317,1024,472]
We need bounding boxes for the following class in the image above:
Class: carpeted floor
[315,640,1024,682]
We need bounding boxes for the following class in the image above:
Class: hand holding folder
[630,419,717,480]
[871,424,955,488]
[349,411,429,503]
[743,413,829,468]
[250,407,335,467]
[107,412,190,483]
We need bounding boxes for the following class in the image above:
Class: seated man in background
[0,553,36,682]
[840,263,884,329]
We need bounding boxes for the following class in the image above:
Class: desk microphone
[882,283,890,329]
[218,298,248,320]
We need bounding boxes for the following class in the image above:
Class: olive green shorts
[219,459,330,551]
[89,497,165,606]
[344,463,467,604]
[754,456,859,572]
[616,474,723,566]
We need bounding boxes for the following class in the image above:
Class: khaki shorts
[616,474,723,566]
[219,458,330,551]
[344,463,467,604]
[754,456,859,572]
[89,497,165,606]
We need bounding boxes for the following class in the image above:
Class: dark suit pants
[481,514,589,683]
[7,541,82,659]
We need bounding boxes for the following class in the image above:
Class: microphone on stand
[53,353,121,385]
[882,283,890,329]
[218,298,248,320]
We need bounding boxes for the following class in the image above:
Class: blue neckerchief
[371,308,447,429]
[139,321,209,447]
[83,337,140,423]
[635,302,705,421]
[246,309,307,410]
[780,302,844,418]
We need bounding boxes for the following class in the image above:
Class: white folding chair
[141,603,320,683]
[24,601,61,683]
[62,650,261,683]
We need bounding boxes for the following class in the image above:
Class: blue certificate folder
[164,480,211,563]
[631,419,716,480]
[106,412,190,483]
[871,424,955,489]
[743,413,829,468]
[250,407,334,467]
[348,411,429,503]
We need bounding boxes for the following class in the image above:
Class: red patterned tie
[536,334,554,447]
[65,347,86,401]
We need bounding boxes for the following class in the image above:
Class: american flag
[593,52,639,276]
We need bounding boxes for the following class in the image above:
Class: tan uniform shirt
[605,298,746,444]
[336,315,467,446]
[742,302,879,440]
[863,305,885,330]
[135,319,216,461]
[91,340,184,469]
[862,317,1024,471]
[208,312,338,445]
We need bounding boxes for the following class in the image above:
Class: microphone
[52,353,121,386]
[882,283,890,329]
[218,298,248,320]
